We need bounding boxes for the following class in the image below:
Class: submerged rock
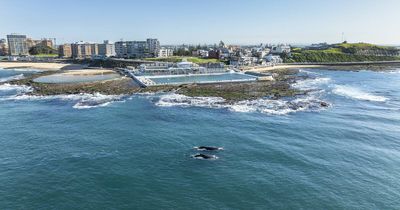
[320,101,329,107]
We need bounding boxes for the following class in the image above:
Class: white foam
[155,93,327,115]
[0,83,33,93]
[0,74,25,83]
[3,92,124,109]
[299,69,321,75]
[292,77,331,90]
[332,85,388,102]
[386,69,400,74]
[156,93,226,108]
[73,101,112,109]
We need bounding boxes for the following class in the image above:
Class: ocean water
[0,68,400,209]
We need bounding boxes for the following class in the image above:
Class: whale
[191,153,218,160]
[193,146,224,151]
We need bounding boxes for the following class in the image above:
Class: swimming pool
[34,74,121,84]
[142,73,257,85]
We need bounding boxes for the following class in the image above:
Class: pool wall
[136,73,258,86]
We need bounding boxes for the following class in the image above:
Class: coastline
[4,67,302,102]
[245,61,400,72]
[2,61,399,103]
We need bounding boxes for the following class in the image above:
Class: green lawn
[144,56,219,64]
[33,54,58,58]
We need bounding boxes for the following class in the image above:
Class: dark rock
[320,102,329,107]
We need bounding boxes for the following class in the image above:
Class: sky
[1,0,400,45]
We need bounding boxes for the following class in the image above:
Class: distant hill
[285,43,400,63]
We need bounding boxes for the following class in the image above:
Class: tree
[29,45,57,55]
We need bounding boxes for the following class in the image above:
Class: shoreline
[4,68,302,102]
[245,61,400,72]
[1,61,399,103]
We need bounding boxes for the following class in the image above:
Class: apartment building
[58,44,72,58]
[7,34,29,56]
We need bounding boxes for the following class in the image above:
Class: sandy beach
[61,69,116,76]
[0,62,83,71]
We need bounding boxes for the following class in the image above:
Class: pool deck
[136,73,258,86]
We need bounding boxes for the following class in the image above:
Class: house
[270,44,291,54]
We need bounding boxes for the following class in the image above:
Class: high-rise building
[98,40,115,57]
[90,44,98,55]
[7,34,29,56]
[58,44,72,58]
[115,41,127,57]
[71,42,92,58]
[115,38,160,58]
[147,38,160,56]
[0,39,8,56]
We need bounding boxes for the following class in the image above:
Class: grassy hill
[285,43,400,63]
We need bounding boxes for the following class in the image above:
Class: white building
[115,38,160,58]
[157,48,173,58]
[192,50,209,58]
[98,40,115,57]
[147,38,160,56]
[270,44,291,54]
[7,34,29,56]
[177,61,194,69]
[265,55,283,63]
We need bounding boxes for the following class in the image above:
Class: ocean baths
[135,73,258,86]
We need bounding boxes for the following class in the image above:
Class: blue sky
[1,0,399,45]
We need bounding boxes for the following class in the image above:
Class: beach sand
[0,62,84,71]
[61,69,116,76]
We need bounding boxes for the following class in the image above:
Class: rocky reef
[4,69,303,102]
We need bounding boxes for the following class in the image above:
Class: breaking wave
[155,93,327,115]
[3,92,124,109]
[292,77,331,91]
[0,83,33,93]
[0,74,25,83]
[156,94,226,108]
[298,69,321,75]
[332,85,388,102]
[385,69,400,74]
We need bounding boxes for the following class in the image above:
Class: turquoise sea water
[147,73,256,85]
[0,68,400,209]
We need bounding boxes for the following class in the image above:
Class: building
[0,39,8,56]
[98,40,115,57]
[157,48,173,58]
[270,44,291,54]
[192,50,209,58]
[71,42,92,58]
[115,41,147,58]
[115,38,160,58]
[7,34,29,56]
[90,44,98,56]
[208,49,220,59]
[40,39,53,48]
[58,44,72,58]
[147,38,160,56]
[26,38,40,48]
[265,55,283,63]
